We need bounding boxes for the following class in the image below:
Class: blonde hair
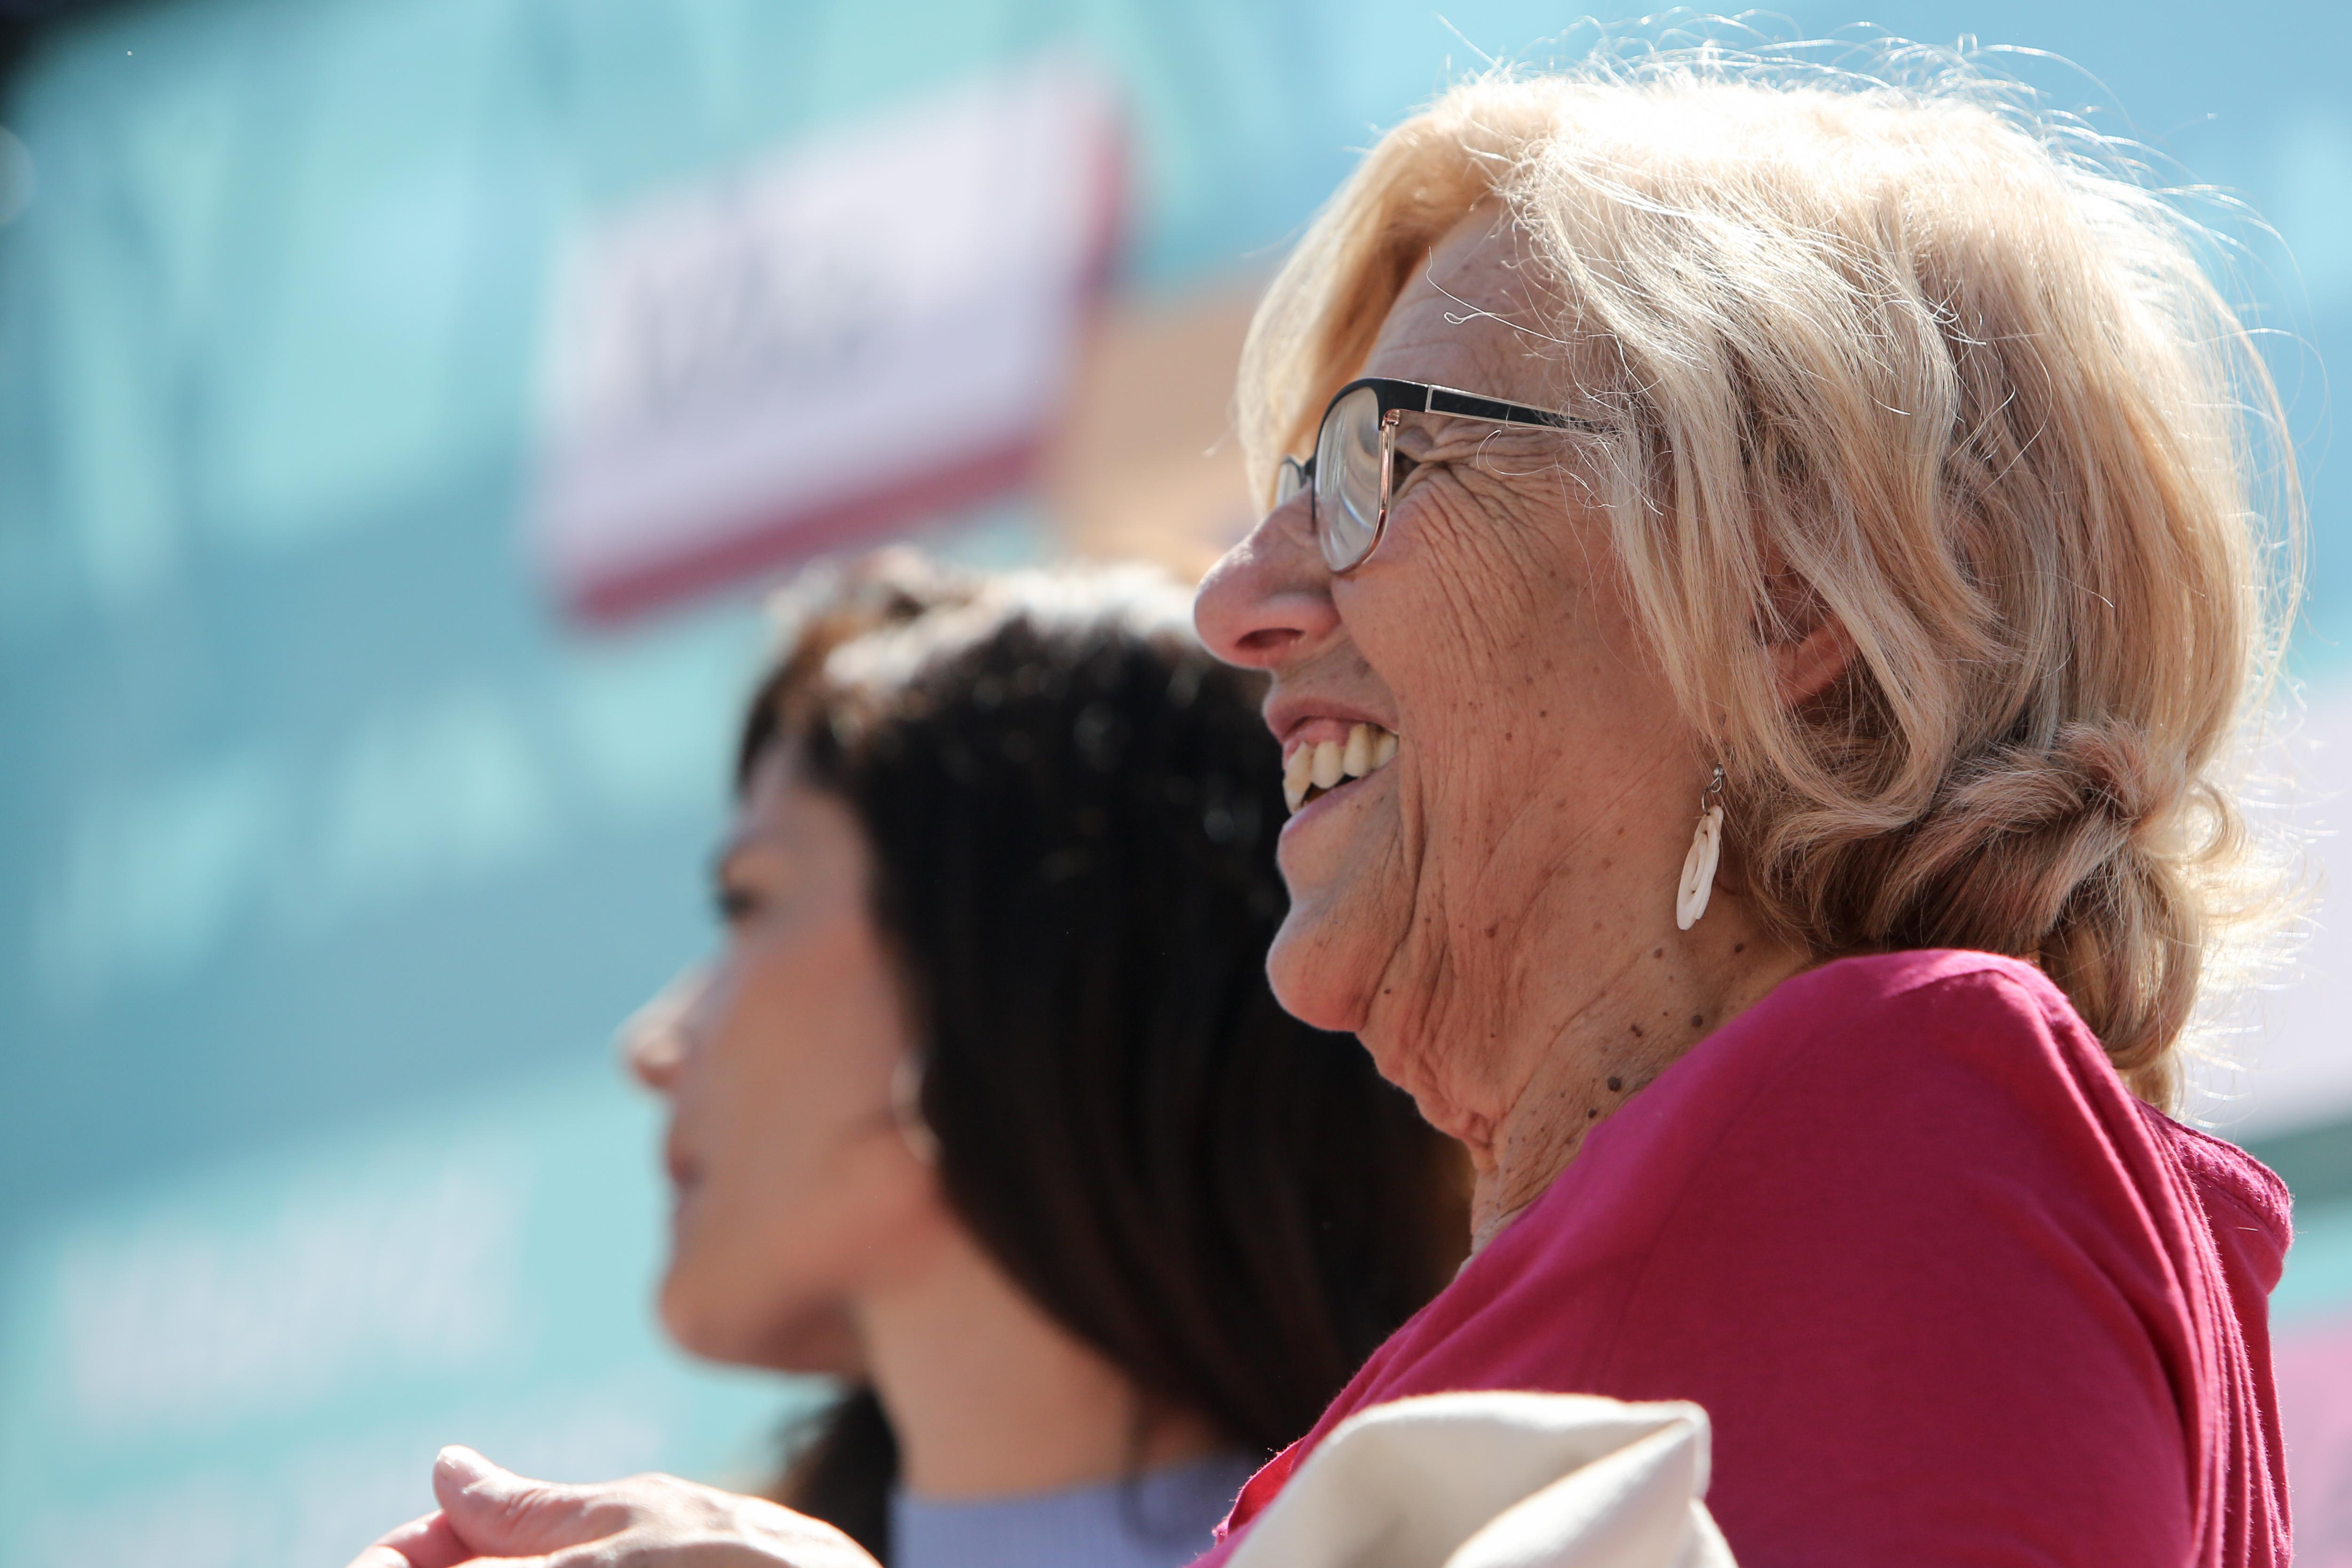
[1240,43,2302,1108]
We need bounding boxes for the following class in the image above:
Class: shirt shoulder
[1717,947,2111,1122]
[1758,946,2074,1044]
[1587,950,2211,1563]
[1567,948,2091,1203]
[2143,1106,2292,1293]
[1660,947,2158,1213]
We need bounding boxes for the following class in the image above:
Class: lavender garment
[891,1452,1259,1568]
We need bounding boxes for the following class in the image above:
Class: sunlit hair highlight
[1240,38,2303,1108]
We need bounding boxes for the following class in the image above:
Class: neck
[1393,890,1810,1254]
[857,1226,1224,1499]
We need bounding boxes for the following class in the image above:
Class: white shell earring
[1676,765,1726,931]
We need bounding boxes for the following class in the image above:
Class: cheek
[659,920,941,1360]
[664,1125,940,1366]
[1366,502,1675,826]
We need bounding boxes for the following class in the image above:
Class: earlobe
[891,1055,940,1165]
[1773,619,1857,705]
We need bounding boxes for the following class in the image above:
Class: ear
[1771,619,1857,706]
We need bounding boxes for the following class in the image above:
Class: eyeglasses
[1275,376,1606,573]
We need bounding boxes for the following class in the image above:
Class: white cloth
[1223,1392,1735,1568]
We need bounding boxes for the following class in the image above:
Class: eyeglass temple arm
[1421,384,1604,433]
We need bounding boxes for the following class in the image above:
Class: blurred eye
[715,882,762,927]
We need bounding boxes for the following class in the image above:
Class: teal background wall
[1,4,2347,1565]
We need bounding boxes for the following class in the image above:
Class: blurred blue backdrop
[1,3,2348,1565]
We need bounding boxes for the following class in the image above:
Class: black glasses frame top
[1275,376,1608,573]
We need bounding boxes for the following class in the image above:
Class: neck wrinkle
[1453,899,1812,1250]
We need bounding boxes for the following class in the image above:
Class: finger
[432,1446,611,1555]
[345,1508,469,1568]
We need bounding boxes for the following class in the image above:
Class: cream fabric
[1223,1392,1736,1568]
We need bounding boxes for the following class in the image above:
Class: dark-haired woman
[353,554,1463,1568]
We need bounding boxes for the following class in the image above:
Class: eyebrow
[711,827,800,878]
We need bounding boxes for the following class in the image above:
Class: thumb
[431,1446,604,1556]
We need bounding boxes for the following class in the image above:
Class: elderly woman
[352,55,2295,1568]
[1184,66,2294,1568]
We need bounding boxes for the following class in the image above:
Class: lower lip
[1279,767,1384,837]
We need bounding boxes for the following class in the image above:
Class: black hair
[738,554,1465,1560]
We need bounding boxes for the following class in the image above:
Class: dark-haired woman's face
[626,749,953,1371]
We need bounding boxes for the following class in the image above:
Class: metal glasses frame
[1275,376,1607,573]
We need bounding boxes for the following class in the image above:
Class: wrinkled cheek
[1359,965,1466,1125]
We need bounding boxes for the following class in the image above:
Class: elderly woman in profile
[353,53,2297,1568]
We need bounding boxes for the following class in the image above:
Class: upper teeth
[1284,722,1400,813]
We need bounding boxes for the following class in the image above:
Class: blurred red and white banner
[2280,1319,2352,1564]
[531,57,1121,622]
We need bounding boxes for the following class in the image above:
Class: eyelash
[715,886,760,926]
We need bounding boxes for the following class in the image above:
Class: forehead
[739,743,800,824]
[1358,205,1571,406]
[733,746,836,849]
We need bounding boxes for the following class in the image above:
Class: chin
[657,1257,755,1364]
[660,1266,861,1375]
[1265,902,1377,1035]
[656,1265,739,1365]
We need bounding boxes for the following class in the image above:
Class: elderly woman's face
[1197,214,1702,1131]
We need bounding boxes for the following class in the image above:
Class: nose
[620,967,708,1093]
[1194,494,1340,671]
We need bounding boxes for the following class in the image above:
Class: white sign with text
[532,59,1120,621]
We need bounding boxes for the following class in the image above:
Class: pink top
[1200,950,2291,1567]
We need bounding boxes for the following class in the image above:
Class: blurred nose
[1195,495,1340,671]
[620,967,708,1094]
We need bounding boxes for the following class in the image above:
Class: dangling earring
[1676,764,1726,931]
[890,1055,940,1165]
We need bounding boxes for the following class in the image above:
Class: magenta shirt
[1200,950,2291,1567]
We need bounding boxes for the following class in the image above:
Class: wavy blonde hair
[1239,45,2301,1109]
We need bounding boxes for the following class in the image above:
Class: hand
[346,1445,880,1568]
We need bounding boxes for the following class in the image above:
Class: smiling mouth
[1284,722,1400,813]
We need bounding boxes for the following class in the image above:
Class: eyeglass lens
[1314,385,1386,572]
